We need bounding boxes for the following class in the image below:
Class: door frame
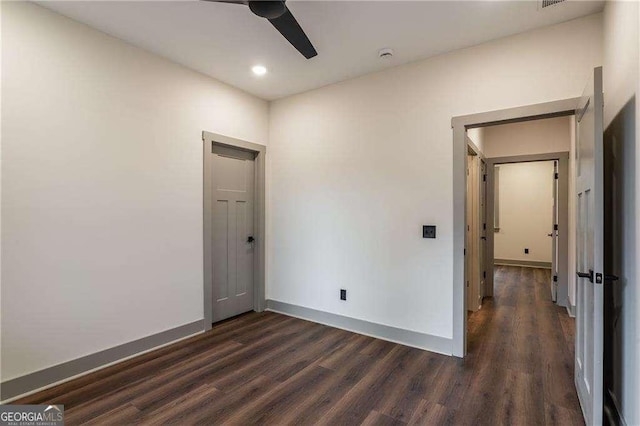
[202,131,267,330]
[485,153,570,307]
[451,98,578,357]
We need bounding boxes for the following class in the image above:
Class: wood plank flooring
[15,266,582,425]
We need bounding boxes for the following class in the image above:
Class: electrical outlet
[340,289,347,301]
[524,248,529,254]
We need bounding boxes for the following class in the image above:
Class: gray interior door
[479,160,487,298]
[551,160,559,302]
[465,155,472,310]
[211,145,256,322]
[575,66,604,426]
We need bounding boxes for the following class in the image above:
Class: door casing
[451,98,579,357]
[203,131,266,330]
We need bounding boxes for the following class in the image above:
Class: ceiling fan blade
[268,7,317,59]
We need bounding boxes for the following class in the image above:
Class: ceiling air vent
[539,0,566,9]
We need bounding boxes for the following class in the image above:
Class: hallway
[16,267,582,425]
[466,265,582,425]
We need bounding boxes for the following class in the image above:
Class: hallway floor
[466,265,582,425]
[16,266,582,425]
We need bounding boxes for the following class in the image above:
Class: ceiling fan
[203,0,318,59]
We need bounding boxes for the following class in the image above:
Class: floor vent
[539,0,566,9]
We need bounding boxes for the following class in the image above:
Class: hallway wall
[494,161,555,264]
[481,116,571,157]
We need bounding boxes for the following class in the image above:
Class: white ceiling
[39,0,604,100]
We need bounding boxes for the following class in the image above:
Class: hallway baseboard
[566,304,576,318]
[494,259,552,269]
[265,300,452,356]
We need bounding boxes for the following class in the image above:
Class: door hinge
[483,271,487,279]
[553,275,558,282]
[554,224,559,231]
[554,172,559,179]
[483,223,486,230]
[483,174,487,182]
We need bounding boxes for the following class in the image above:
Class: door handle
[247,236,255,243]
[576,269,594,283]
[547,233,553,237]
[480,237,486,240]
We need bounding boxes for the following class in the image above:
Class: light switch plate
[423,225,436,239]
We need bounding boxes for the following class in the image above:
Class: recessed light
[252,65,267,76]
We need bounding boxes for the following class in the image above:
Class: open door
[479,160,487,299]
[551,160,559,302]
[575,66,604,426]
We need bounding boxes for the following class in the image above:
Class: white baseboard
[566,304,576,318]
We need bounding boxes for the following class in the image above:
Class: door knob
[547,233,553,237]
[247,236,255,243]
[576,269,594,283]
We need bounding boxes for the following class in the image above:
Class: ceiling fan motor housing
[249,1,287,19]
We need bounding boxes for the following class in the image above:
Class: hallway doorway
[486,154,570,309]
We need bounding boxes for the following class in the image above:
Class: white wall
[482,116,571,158]
[1,2,268,381]
[268,13,603,341]
[494,162,555,263]
[602,1,639,424]
[0,0,4,384]
[466,128,484,153]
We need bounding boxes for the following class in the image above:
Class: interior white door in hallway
[575,66,604,426]
[550,160,559,302]
[211,145,256,322]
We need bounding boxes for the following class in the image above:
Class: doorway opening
[453,68,604,425]
[452,98,579,357]
[202,131,267,330]
[486,153,570,304]
[464,120,572,323]
[461,114,579,418]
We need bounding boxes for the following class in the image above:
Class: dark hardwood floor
[16,266,582,425]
